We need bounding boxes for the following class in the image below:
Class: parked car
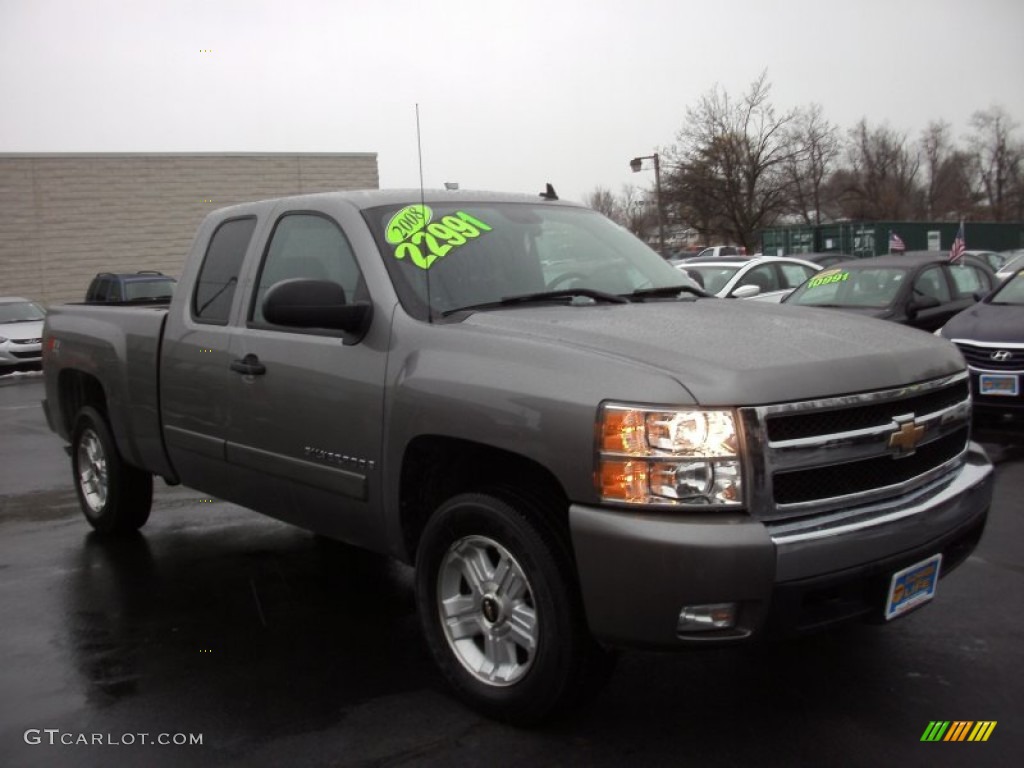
[679,256,821,301]
[803,253,856,269]
[995,251,1024,282]
[692,245,743,260]
[962,250,1006,273]
[938,267,1024,428]
[0,297,46,374]
[783,251,996,332]
[85,271,176,303]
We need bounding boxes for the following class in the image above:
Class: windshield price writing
[806,271,849,289]
[386,205,492,271]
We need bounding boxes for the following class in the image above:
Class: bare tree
[783,103,841,225]
[618,184,657,238]
[664,72,797,250]
[839,119,923,220]
[584,185,622,222]
[967,105,1023,221]
[920,120,974,219]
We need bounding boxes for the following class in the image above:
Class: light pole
[629,153,666,256]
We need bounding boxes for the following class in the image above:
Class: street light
[629,153,666,256]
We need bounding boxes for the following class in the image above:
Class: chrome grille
[951,340,1024,373]
[740,371,972,522]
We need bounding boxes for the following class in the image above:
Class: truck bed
[43,303,174,479]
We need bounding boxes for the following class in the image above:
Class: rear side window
[948,264,990,298]
[192,217,257,324]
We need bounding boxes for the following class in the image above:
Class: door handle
[230,354,266,376]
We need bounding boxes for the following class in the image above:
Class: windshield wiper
[624,285,709,300]
[442,288,628,317]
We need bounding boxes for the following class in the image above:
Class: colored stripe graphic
[921,722,949,741]
[921,721,996,742]
[945,721,972,741]
[968,722,997,742]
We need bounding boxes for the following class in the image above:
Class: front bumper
[0,339,42,368]
[569,442,994,649]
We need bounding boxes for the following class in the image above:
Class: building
[0,152,378,304]
[761,220,1024,258]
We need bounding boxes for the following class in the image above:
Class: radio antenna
[416,103,433,324]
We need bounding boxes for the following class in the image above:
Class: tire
[71,406,153,534]
[415,490,614,724]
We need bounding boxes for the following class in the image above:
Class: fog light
[677,603,737,633]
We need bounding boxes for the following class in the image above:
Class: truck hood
[461,299,964,405]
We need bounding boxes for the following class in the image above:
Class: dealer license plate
[884,554,943,621]
[979,374,1019,396]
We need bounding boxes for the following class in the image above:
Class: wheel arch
[57,369,109,437]
[398,436,570,565]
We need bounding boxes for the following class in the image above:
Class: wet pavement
[1,373,1022,767]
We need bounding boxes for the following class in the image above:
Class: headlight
[596,404,743,507]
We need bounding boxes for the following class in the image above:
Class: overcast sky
[2,0,1022,203]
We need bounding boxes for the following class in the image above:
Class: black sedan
[939,268,1024,428]
[783,251,997,332]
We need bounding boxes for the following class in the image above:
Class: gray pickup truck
[42,189,994,723]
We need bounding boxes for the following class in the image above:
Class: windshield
[787,267,907,308]
[0,301,45,323]
[990,270,1024,305]
[363,202,696,318]
[125,278,176,300]
[682,265,740,295]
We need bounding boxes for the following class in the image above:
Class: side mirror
[731,284,761,299]
[263,278,371,343]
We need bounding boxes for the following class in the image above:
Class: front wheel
[71,406,153,534]
[415,491,614,724]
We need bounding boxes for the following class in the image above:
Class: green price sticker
[390,210,493,271]
[386,204,433,245]
[806,270,849,289]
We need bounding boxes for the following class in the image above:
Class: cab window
[250,213,365,327]
[193,217,258,324]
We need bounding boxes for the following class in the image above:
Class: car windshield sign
[788,267,906,309]
[364,202,696,319]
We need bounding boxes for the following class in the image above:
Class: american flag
[889,232,905,252]
[949,220,965,262]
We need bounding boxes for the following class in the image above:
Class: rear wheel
[415,491,614,724]
[71,407,152,534]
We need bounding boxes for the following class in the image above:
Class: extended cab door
[224,204,387,548]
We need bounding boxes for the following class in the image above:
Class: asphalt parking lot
[1,372,1021,767]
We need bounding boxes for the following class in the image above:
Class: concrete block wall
[0,153,378,305]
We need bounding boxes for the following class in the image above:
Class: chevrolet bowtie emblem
[889,418,926,456]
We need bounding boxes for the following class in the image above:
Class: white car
[677,256,822,302]
[996,251,1024,282]
[0,297,46,374]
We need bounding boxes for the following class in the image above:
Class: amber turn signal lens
[600,408,647,454]
[597,459,648,502]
